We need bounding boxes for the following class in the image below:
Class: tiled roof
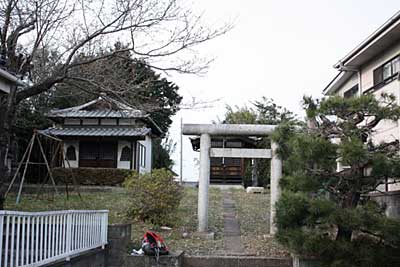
[47,96,146,119]
[48,109,146,118]
[39,127,151,137]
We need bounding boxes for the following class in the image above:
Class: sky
[168,0,400,181]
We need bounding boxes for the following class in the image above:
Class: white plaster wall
[370,80,400,145]
[360,42,400,92]
[117,140,132,169]
[138,135,152,174]
[63,140,79,168]
[335,73,358,97]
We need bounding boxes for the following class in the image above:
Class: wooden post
[4,134,35,198]
[16,133,36,204]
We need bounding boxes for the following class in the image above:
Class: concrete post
[198,133,211,232]
[270,141,282,235]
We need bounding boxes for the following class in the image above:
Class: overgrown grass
[5,190,131,224]
[5,187,224,255]
[231,188,289,257]
[5,187,288,256]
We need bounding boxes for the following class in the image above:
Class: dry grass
[130,187,224,255]
[231,188,290,257]
[5,187,288,256]
[5,190,132,224]
[5,187,224,255]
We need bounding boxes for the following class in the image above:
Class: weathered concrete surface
[183,255,292,267]
[182,124,276,136]
[107,224,132,267]
[223,191,244,254]
[198,133,211,232]
[270,141,282,235]
[210,148,272,158]
[292,255,322,267]
[123,251,183,267]
[44,248,106,267]
[369,190,400,218]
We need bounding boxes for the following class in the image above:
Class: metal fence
[0,210,108,267]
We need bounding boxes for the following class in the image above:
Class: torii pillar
[182,124,282,234]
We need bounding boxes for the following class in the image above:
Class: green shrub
[123,168,183,226]
[53,167,133,186]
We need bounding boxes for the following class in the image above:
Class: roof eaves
[323,71,356,96]
[334,10,400,68]
[0,68,24,86]
[145,116,164,137]
[48,96,145,117]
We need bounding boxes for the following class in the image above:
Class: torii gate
[182,124,282,234]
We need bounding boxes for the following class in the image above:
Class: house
[190,136,258,184]
[0,68,23,94]
[322,10,400,191]
[40,95,163,174]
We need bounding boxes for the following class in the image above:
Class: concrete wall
[335,73,358,97]
[369,190,400,219]
[45,248,106,267]
[370,80,400,145]
[46,224,131,267]
[64,140,79,168]
[138,135,152,174]
[124,252,183,267]
[107,224,132,267]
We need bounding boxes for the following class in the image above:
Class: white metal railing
[0,210,108,267]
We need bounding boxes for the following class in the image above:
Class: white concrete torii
[182,124,283,235]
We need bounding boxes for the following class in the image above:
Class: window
[120,146,131,161]
[344,84,359,98]
[139,144,146,167]
[66,146,76,161]
[373,55,400,86]
[211,140,223,148]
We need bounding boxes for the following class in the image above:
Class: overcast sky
[168,0,400,181]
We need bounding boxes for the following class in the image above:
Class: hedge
[53,167,134,186]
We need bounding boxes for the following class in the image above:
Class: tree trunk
[336,191,361,242]
[336,225,353,241]
[0,85,18,210]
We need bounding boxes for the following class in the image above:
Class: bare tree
[0,0,232,208]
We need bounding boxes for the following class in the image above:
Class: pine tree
[273,94,400,266]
